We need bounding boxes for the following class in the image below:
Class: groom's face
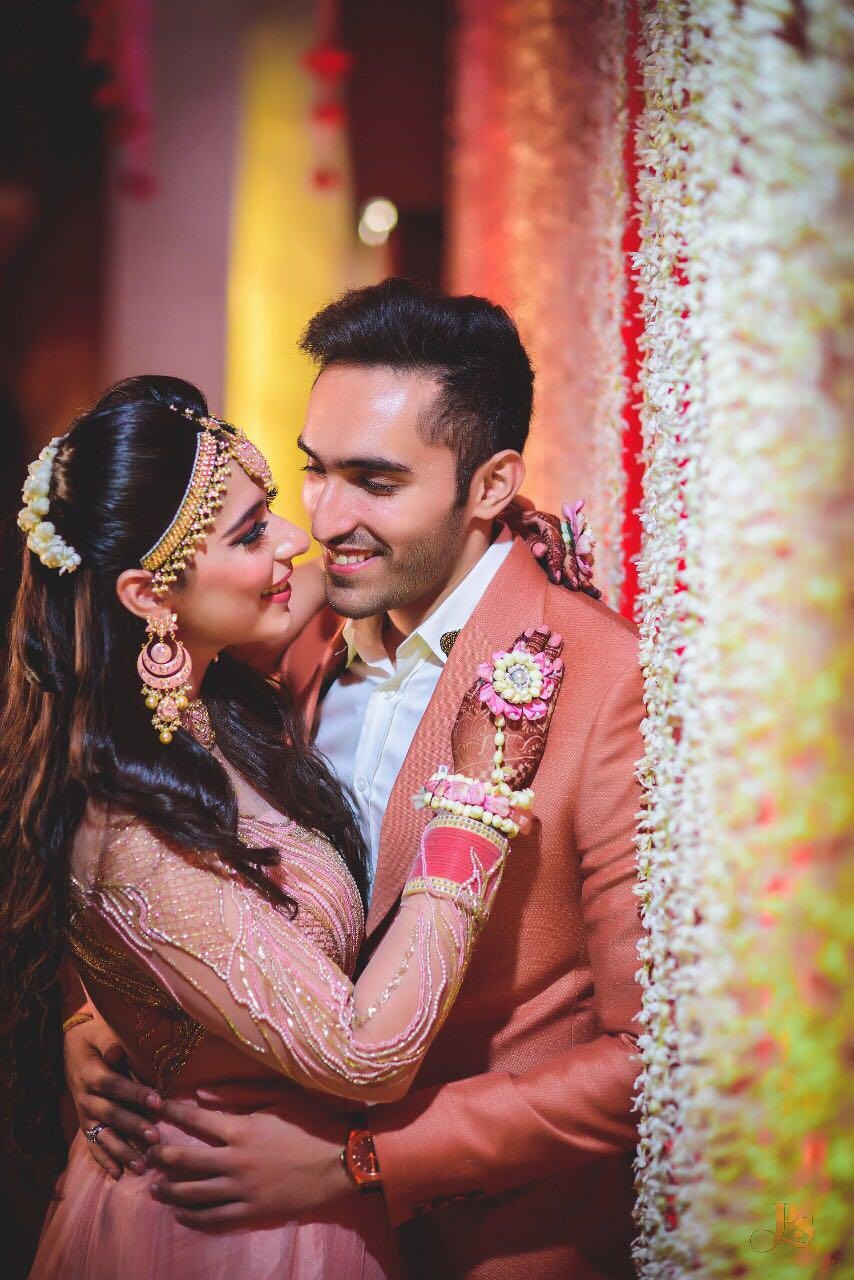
[299,364,469,619]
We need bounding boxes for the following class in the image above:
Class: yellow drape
[226,0,382,543]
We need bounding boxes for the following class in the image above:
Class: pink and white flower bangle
[413,770,532,839]
[412,640,558,839]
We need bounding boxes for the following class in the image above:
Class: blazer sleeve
[371,658,645,1223]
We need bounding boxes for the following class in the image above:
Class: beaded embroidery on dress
[39,801,402,1280]
[68,801,365,1097]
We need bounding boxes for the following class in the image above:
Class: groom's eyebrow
[297,436,414,476]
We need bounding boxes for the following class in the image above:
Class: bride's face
[168,465,309,662]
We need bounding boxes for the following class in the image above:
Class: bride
[0,376,564,1279]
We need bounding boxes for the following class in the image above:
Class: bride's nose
[271,516,310,562]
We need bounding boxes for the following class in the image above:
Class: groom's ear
[466,450,526,521]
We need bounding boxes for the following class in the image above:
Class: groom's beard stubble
[324,506,466,622]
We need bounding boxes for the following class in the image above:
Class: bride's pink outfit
[31,773,503,1279]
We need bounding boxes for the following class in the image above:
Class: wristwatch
[341,1124,383,1193]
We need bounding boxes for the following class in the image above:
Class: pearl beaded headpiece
[140,407,277,597]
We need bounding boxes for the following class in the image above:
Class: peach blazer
[283,536,645,1280]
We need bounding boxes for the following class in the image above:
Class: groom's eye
[301,460,398,495]
[359,476,399,495]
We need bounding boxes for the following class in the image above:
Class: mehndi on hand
[503,495,602,600]
[406,627,565,918]
[451,624,565,794]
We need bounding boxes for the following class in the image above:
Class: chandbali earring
[137,613,192,744]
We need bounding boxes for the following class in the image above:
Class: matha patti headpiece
[18,408,274,588]
[140,407,276,597]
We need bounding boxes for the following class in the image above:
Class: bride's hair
[0,374,369,1192]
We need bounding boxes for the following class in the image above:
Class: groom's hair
[300,277,534,505]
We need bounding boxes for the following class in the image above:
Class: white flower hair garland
[17,437,81,574]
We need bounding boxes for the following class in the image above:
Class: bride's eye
[236,520,269,551]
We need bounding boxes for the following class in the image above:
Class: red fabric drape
[619,0,644,621]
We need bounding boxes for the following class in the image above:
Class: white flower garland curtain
[449,2,851,1269]
[630,1,852,1274]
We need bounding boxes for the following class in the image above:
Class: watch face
[347,1129,381,1184]
[352,1133,379,1176]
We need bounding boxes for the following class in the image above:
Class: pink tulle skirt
[30,1117,399,1280]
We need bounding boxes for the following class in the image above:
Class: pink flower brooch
[477,643,559,721]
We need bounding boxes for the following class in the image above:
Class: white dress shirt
[313,529,514,897]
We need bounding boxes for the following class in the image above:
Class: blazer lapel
[303,629,348,730]
[281,607,349,733]
[366,537,549,936]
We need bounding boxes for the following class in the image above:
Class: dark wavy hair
[0,375,368,1193]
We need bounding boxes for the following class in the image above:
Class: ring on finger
[84,1122,107,1144]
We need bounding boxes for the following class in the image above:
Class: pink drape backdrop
[447,0,633,611]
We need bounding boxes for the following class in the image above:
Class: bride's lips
[260,572,292,604]
[324,547,382,575]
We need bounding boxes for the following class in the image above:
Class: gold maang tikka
[139,408,277,598]
[137,408,276,745]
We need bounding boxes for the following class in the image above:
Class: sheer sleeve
[82,817,506,1103]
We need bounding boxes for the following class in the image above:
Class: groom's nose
[308,474,363,546]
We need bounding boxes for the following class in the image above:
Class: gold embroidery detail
[68,903,206,1096]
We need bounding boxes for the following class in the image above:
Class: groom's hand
[149,1086,354,1231]
[64,1016,161,1178]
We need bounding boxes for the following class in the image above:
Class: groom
[64,279,645,1278]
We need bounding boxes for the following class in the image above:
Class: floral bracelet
[413,767,533,839]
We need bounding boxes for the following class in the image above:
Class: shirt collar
[343,525,514,669]
[342,612,383,668]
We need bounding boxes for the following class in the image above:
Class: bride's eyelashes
[234,520,269,552]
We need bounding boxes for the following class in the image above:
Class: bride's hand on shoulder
[452,625,565,792]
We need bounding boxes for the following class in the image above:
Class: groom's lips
[324,547,383,576]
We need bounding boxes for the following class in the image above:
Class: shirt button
[383,689,395,701]
[355,777,367,793]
